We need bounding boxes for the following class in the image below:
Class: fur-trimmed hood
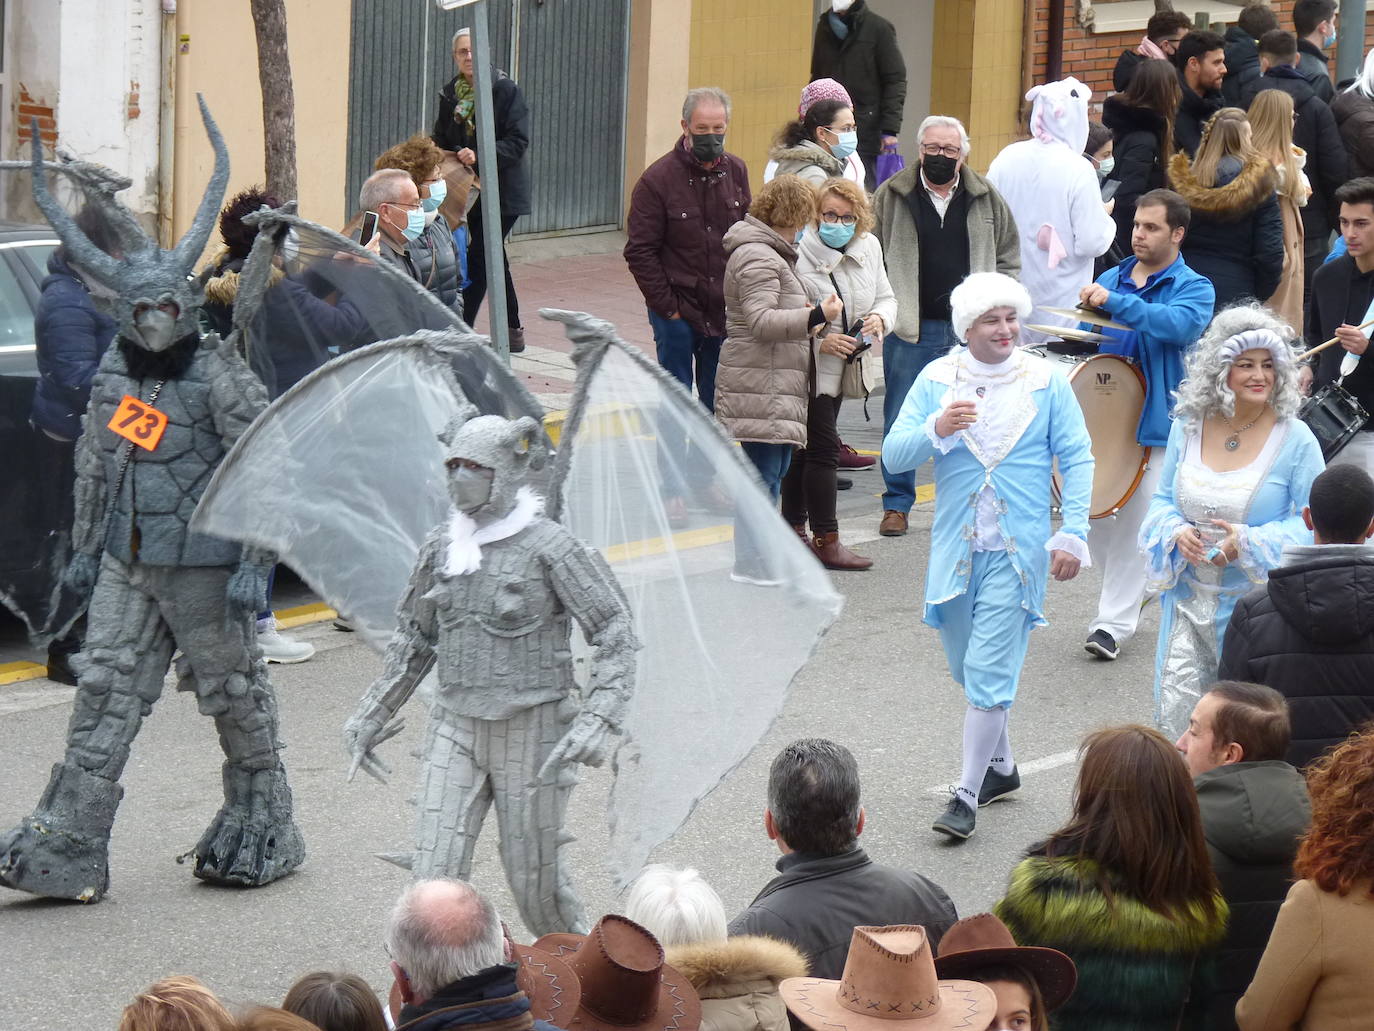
[767,140,845,179]
[1167,151,1278,220]
[201,248,283,307]
[665,937,808,1000]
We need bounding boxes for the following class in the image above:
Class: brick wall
[1028,1,1374,107]
[16,87,57,151]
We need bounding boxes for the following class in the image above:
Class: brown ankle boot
[812,532,873,571]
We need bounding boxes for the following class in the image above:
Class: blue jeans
[881,319,958,512]
[648,309,723,496]
[737,442,793,569]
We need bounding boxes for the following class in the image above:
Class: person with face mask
[373,135,465,321]
[869,115,1021,539]
[1292,0,1338,103]
[624,87,751,529]
[767,99,860,188]
[810,0,907,190]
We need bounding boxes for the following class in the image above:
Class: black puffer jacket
[809,0,907,156]
[1221,26,1263,107]
[1331,87,1374,179]
[410,219,463,314]
[1175,81,1225,157]
[1167,152,1283,311]
[432,70,531,217]
[1103,95,1170,255]
[1194,761,1310,1031]
[1242,65,1349,238]
[1219,544,1374,769]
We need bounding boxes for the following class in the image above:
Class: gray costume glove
[63,551,101,597]
[538,710,619,779]
[342,707,406,784]
[226,559,272,613]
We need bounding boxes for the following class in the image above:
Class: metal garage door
[345,0,629,238]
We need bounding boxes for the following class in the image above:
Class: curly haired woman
[1238,724,1374,1030]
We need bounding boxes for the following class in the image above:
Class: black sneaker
[978,765,1021,807]
[1084,629,1119,660]
[931,794,976,841]
[837,476,853,491]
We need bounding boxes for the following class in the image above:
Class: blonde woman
[1167,107,1283,311]
[1248,91,1310,332]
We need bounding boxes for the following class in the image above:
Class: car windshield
[0,242,57,375]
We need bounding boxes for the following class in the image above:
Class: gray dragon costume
[0,98,304,902]
[192,202,842,934]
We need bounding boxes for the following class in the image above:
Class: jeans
[881,319,958,512]
[736,442,793,571]
[648,308,723,497]
[781,393,841,535]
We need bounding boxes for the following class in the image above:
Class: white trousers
[1330,431,1374,478]
[1087,456,1164,644]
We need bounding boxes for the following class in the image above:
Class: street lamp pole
[1335,0,1368,85]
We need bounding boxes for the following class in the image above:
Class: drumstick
[1297,317,1374,360]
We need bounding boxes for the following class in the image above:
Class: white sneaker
[257,623,316,664]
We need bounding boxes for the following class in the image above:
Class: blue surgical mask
[794,227,806,245]
[1323,25,1337,48]
[827,129,858,161]
[389,206,426,242]
[1097,156,1115,179]
[422,179,448,212]
[818,221,855,249]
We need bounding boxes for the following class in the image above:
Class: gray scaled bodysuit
[344,411,637,936]
[0,97,304,902]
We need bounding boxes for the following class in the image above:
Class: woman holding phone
[786,178,897,571]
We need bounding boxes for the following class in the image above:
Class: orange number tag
[108,394,169,451]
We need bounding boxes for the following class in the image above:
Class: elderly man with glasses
[870,115,1020,538]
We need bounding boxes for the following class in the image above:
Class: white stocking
[990,709,1013,774]
[958,704,1007,805]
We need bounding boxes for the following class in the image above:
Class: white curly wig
[1171,303,1304,431]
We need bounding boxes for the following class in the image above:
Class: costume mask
[449,465,495,513]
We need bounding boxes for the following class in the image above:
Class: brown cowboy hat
[533,915,702,1031]
[931,914,1077,1012]
[780,926,995,1031]
[513,943,583,1026]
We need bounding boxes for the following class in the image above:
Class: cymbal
[1041,305,1131,331]
[1025,323,1112,344]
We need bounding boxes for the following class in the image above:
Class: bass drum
[1053,353,1151,519]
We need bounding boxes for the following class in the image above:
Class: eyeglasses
[824,123,857,134]
[820,212,858,226]
[919,144,962,158]
[384,200,421,212]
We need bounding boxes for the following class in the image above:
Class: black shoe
[45,650,79,686]
[931,794,976,840]
[978,765,1021,807]
[1084,629,1119,660]
[837,476,853,491]
[507,326,526,354]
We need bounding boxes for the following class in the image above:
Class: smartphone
[357,210,379,244]
[1100,178,1121,202]
[845,318,871,363]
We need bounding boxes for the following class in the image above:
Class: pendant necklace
[1223,411,1261,451]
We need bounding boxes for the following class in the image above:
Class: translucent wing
[192,330,544,651]
[542,310,843,888]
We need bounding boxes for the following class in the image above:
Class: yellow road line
[0,660,47,686]
[916,483,935,504]
[603,523,734,564]
[275,601,338,629]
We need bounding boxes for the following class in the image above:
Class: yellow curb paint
[274,602,338,630]
[0,661,47,686]
[603,524,735,565]
[916,483,935,504]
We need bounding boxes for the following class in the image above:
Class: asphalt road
[0,408,1161,1029]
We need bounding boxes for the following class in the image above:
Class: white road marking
[925,748,1079,796]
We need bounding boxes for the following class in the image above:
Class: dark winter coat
[1168,152,1283,311]
[1113,49,1149,93]
[728,847,957,979]
[1296,38,1335,103]
[809,0,907,156]
[1102,95,1169,254]
[1219,544,1374,770]
[995,854,1228,1031]
[1175,81,1225,157]
[1194,761,1311,1031]
[396,963,560,1031]
[31,249,117,441]
[201,252,366,399]
[1331,87,1374,179]
[433,71,532,217]
[623,138,751,338]
[1222,26,1263,107]
[1242,65,1349,238]
[1306,255,1374,427]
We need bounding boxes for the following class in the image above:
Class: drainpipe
[1335,0,1367,84]
[1046,0,1065,83]
[157,0,177,247]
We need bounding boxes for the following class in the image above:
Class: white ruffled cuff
[924,412,962,454]
[1045,531,1091,567]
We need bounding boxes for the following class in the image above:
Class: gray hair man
[623,87,751,527]
[871,114,1020,539]
[360,169,424,258]
[727,738,957,977]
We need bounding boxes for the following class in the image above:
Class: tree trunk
[249,0,298,201]
[1154,0,1175,11]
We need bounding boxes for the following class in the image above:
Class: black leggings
[463,200,521,329]
[781,393,841,535]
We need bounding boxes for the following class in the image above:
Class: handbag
[828,272,878,410]
[875,145,905,187]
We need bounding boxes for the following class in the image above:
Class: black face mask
[921,153,958,186]
[690,132,726,164]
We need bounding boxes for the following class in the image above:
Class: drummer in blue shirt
[1076,188,1214,662]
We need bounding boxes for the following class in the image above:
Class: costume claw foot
[0,763,120,902]
[192,762,304,887]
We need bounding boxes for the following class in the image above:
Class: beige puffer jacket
[665,936,808,1031]
[716,215,814,447]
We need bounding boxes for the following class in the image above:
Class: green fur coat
[994,855,1228,1031]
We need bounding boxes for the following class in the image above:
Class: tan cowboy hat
[780,926,995,1031]
[533,915,702,1031]
[513,943,583,1027]
[932,914,1077,1012]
